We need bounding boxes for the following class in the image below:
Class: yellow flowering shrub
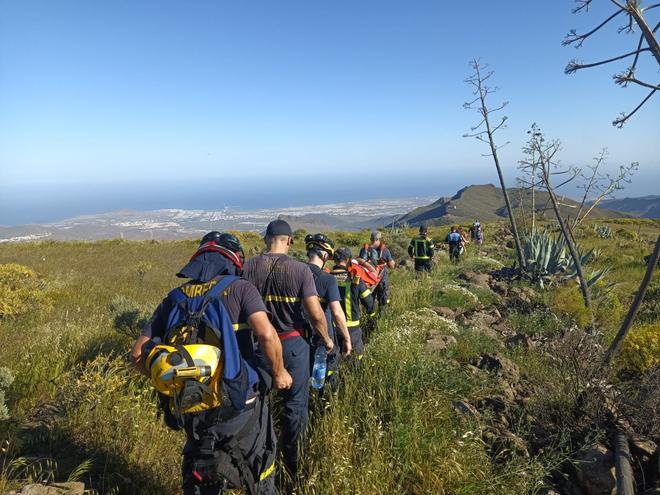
[551,285,591,328]
[0,263,51,318]
[618,323,660,373]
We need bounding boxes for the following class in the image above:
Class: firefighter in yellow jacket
[408,225,435,273]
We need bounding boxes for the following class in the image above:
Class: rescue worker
[470,221,484,246]
[446,226,464,263]
[242,220,333,477]
[408,225,435,273]
[305,234,352,391]
[330,247,375,361]
[357,230,395,309]
[131,231,293,495]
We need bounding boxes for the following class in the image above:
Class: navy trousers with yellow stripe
[182,396,277,495]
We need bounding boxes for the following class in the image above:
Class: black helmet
[200,231,223,246]
[334,247,352,262]
[419,224,428,234]
[305,233,335,257]
[217,233,243,254]
[197,231,245,269]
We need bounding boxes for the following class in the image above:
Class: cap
[334,247,353,261]
[265,219,294,239]
[371,230,383,242]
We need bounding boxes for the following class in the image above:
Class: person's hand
[273,370,293,390]
[323,338,335,354]
[342,338,352,357]
[131,336,150,375]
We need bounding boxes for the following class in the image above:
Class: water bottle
[311,346,327,389]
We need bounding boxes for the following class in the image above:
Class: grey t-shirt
[242,253,318,332]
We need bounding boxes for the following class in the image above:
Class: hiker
[242,220,333,478]
[330,247,375,362]
[446,226,464,263]
[470,221,484,246]
[131,231,292,495]
[408,224,435,273]
[305,234,352,391]
[357,230,395,310]
[458,226,470,246]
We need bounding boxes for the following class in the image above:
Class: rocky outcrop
[425,331,457,352]
[574,444,616,495]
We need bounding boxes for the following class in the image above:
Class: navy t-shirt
[142,276,268,363]
[307,263,341,337]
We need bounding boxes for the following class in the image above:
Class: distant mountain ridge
[397,184,630,226]
[596,196,660,218]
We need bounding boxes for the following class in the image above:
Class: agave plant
[522,230,608,289]
[592,224,613,239]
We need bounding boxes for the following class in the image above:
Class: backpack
[447,232,462,245]
[146,275,257,427]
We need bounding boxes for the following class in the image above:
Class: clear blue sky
[1,0,658,224]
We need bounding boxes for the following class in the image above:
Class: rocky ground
[425,265,659,495]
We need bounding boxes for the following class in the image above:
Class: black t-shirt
[142,276,268,362]
[242,253,318,332]
[308,263,341,334]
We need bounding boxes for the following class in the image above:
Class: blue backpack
[447,232,462,245]
[158,276,258,425]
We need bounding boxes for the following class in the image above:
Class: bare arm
[356,257,378,273]
[386,259,396,269]
[247,311,292,390]
[131,335,151,376]
[328,300,352,356]
[303,295,334,353]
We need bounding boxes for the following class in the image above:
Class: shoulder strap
[261,257,281,298]
[204,275,239,304]
[170,286,188,305]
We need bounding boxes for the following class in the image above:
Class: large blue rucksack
[150,275,258,427]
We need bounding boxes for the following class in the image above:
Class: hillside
[598,195,660,218]
[0,220,658,494]
[397,184,628,226]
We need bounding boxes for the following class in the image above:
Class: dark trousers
[338,326,364,362]
[280,336,310,477]
[376,269,390,306]
[414,259,433,273]
[182,396,277,495]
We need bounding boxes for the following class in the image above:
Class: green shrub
[0,367,14,420]
[637,283,660,324]
[508,309,564,337]
[135,261,152,282]
[433,284,481,311]
[0,263,51,318]
[615,228,638,241]
[109,295,150,338]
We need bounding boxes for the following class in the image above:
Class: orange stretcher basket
[347,260,384,288]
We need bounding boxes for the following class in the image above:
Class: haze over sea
[1,174,469,226]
